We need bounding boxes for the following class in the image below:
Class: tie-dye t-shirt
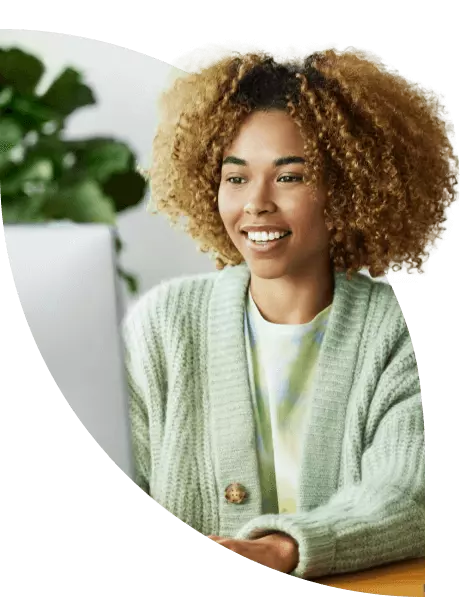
[243,289,331,514]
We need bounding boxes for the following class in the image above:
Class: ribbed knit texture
[122,263,424,579]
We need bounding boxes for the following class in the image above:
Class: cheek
[290,202,329,238]
[217,194,240,232]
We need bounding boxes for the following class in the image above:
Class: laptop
[3,222,135,479]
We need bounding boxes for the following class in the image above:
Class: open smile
[242,230,292,253]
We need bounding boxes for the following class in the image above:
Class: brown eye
[227,177,245,184]
[278,175,303,183]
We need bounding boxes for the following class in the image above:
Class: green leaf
[0,192,47,223]
[102,169,147,211]
[0,117,23,153]
[26,136,66,162]
[0,86,13,107]
[0,48,44,94]
[42,179,116,224]
[41,67,96,116]
[0,151,10,170]
[21,137,75,181]
[68,138,132,183]
[0,157,54,195]
[112,229,124,253]
[10,94,61,129]
[117,266,139,294]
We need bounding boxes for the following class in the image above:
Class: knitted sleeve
[234,318,425,579]
[121,286,168,494]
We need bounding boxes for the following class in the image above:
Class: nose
[244,203,265,215]
[244,188,276,215]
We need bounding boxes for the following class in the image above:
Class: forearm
[235,483,424,579]
[237,395,425,579]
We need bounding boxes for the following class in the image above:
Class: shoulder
[354,272,407,335]
[352,274,418,377]
[350,271,397,305]
[122,270,219,342]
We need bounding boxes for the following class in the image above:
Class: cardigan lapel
[207,263,262,536]
[207,262,373,534]
[297,271,372,510]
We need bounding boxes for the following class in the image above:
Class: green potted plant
[0,46,147,294]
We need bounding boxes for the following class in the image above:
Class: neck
[249,260,335,325]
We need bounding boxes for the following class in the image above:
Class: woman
[123,49,458,579]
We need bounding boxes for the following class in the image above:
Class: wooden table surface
[313,557,425,596]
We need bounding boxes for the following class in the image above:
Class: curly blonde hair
[147,48,458,278]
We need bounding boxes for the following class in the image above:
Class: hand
[207,532,299,574]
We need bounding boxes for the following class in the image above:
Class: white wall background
[0,25,455,312]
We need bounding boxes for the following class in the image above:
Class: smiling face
[217,109,331,280]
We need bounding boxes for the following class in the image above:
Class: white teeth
[247,230,289,242]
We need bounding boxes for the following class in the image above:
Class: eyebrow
[222,155,306,168]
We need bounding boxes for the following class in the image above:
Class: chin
[245,259,291,280]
